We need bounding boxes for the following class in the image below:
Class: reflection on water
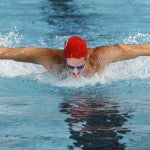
[48,0,74,13]
[42,0,89,38]
[60,93,131,150]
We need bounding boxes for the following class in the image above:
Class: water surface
[0,0,150,149]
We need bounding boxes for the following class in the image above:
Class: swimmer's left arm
[107,43,150,62]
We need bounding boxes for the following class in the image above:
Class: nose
[73,72,80,76]
[72,69,80,77]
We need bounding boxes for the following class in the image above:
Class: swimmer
[0,35,150,77]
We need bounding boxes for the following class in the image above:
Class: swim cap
[64,35,88,58]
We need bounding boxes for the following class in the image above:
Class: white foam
[0,31,150,87]
[124,32,150,44]
[0,60,45,77]
[34,56,150,88]
[0,27,22,47]
[0,29,46,77]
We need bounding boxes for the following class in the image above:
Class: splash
[0,32,149,87]
[106,32,150,80]
[0,27,22,47]
[123,32,150,44]
[0,28,46,77]
[36,32,150,88]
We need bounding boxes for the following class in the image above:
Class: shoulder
[88,44,123,68]
[89,44,124,59]
[91,44,122,54]
[88,45,112,59]
[34,47,64,65]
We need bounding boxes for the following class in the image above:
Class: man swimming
[0,35,150,77]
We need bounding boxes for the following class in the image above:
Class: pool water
[0,0,150,149]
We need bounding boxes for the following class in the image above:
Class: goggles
[66,64,85,70]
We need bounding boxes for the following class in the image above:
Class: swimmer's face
[66,57,87,77]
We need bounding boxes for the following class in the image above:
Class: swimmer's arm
[105,44,150,62]
[0,46,38,63]
[0,46,55,64]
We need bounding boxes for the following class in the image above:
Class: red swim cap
[64,35,88,58]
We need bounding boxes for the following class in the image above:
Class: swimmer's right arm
[0,46,38,63]
[0,46,55,64]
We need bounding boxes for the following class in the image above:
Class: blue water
[0,0,150,149]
